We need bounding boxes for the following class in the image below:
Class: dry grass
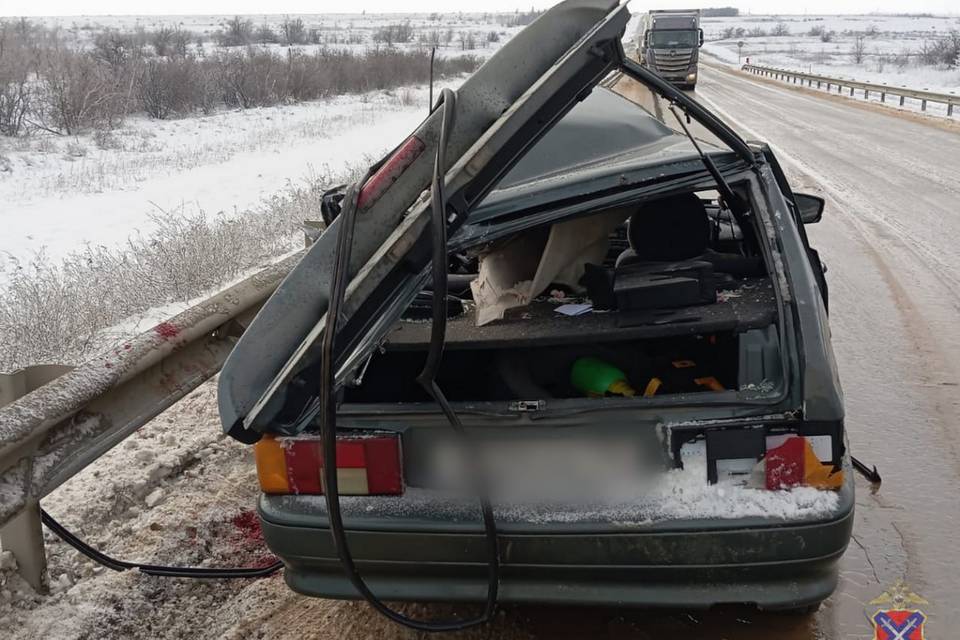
[0,159,369,372]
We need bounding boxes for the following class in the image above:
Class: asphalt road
[8,63,960,640]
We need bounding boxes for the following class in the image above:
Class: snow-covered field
[0,88,431,263]
[29,12,525,59]
[703,14,960,99]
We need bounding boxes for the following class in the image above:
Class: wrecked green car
[218,0,849,619]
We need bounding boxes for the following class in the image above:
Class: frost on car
[218,0,849,614]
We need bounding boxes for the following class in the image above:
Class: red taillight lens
[765,436,843,490]
[254,433,403,496]
[356,136,426,210]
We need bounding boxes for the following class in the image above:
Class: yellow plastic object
[254,435,290,494]
[694,376,726,392]
[607,380,637,397]
[643,377,662,397]
[802,438,845,490]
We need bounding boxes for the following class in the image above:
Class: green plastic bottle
[571,357,636,398]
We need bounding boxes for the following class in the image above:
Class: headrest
[627,193,709,262]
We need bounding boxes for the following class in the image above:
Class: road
[6,63,960,640]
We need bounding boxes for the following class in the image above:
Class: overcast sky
[2,0,957,17]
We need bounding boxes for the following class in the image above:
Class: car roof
[471,87,706,221]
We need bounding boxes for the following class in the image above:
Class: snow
[700,14,960,119]
[0,87,446,264]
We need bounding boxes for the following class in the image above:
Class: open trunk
[343,185,783,409]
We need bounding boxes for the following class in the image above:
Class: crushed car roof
[471,88,725,222]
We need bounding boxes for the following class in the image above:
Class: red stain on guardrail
[154,322,180,339]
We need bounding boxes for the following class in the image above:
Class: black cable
[319,88,499,632]
[40,508,283,579]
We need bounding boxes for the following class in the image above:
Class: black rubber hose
[319,88,499,632]
[40,508,283,579]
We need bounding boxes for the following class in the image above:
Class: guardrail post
[850,86,855,97]
[899,95,905,106]
[865,89,870,100]
[881,91,886,103]
[0,502,48,593]
[0,367,72,594]
[921,99,927,112]
[837,84,842,94]
[949,104,954,117]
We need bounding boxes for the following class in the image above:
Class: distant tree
[772,22,790,37]
[218,16,252,47]
[851,34,866,64]
[459,31,476,50]
[280,17,307,46]
[702,7,739,17]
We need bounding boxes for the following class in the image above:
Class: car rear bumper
[258,482,853,609]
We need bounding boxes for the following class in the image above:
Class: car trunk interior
[342,187,783,407]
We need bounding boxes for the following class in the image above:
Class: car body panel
[259,474,853,608]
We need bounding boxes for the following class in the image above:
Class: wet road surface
[611,62,960,638]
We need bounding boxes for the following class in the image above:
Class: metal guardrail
[741,64,960,117]
[0,250,304,591]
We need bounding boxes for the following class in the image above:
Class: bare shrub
[0,21,32,136]
[771,23,790,37]
[93,127,120,149]
[919,31,960,68]
[820,30,835,43]
[747,27,767,38]
[255,22,278,45]
[875,52,887,73]
[373,22,414,46]
[0,162,368,371]
[91,29,141,69]
[1,21,484,135]
[150,26,175,57]
[137,56,200,118]
[34,47,125,134]
[808,25,825,37]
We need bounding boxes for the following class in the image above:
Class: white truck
[638,9,704,89]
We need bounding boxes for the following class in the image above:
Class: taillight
[764,436,843,490]
[356,136,425,210]
[254,433,403,496]
[679,426,845,491]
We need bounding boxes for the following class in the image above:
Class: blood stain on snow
[230,510,278,570]
[154,322,180,339]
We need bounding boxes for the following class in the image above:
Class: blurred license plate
[430,436,656,500]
